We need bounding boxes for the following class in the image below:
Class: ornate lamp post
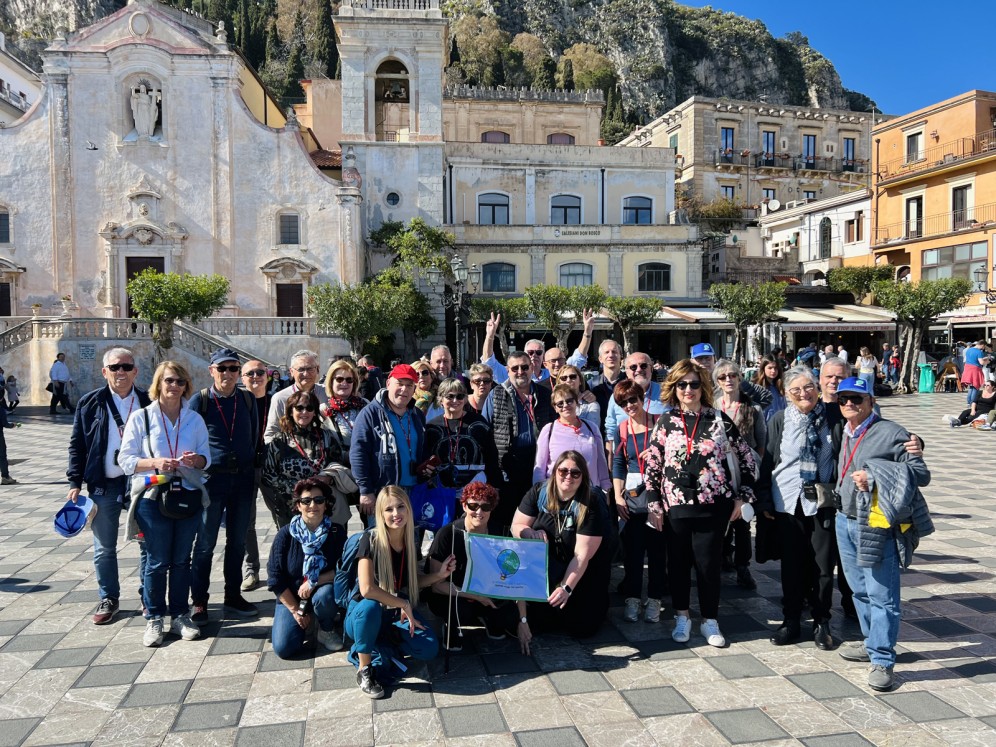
[973,265,996,304]
[427,255,481,369]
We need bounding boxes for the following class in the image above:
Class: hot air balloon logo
[496,549,520,581]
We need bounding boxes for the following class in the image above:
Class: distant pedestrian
[0,403,20,485]
[5,374,18,411]
[49,352,74,414]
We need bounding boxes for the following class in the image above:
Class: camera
[802,484,818,502]
[296,597,311,616]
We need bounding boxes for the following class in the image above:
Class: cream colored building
[0,32,40,126]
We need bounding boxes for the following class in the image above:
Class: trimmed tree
[126,270,230,355]
[307,279,396,358]
[373,268,437,360]
[469,296,530,362]
[602,297,662,356]
[827,265,896,303]
[525,284,607,352]
[871,278,973,393]
[708,281,788,365]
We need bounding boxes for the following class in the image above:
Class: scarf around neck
[789,401,833,485]
[289,514,331,584]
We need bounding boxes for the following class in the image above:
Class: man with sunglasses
[604,351,666,455]
[188,348,260,623]
[479,310,596,387]
[67,347,151,625]
[240,359,272,593]
[264,350,328,444]
[690,342,772,409]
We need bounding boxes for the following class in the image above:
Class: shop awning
[778,304,895,332]
[659,307,735,329]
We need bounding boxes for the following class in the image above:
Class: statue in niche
[130,84,161,138]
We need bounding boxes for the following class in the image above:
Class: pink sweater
[533,419,612,490]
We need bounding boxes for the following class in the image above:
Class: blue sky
[679,0,995,116]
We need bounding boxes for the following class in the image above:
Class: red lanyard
[159,407,181,459]
[211,390,237,442]
[444,417,462,465]
[838,417,875,487]
[117,392,136,437]
[291,431,325,472]
[517,391,535,425]
[558,418,582,435]
[630,414,656,475]
[679,410,702,460]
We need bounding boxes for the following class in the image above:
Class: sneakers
[838,640,871,662]
[356,665,385,699]
[240,572,260,593]
[190,601,209,624]
[92,597,119,625]
[316,628,344,652]
[868,664,895,691]
[0,476,17,485]
[143,617,165,647]
[169,613,202,641]
[700,618,726,647]
[223,595,259,618]
[941,414,958,427]
[644,598,662,624]
[672,615,692,643]
[623,597,642,623]
[735,565,757,590]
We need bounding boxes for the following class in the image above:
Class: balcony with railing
[338,0,441,15]
[876,128,996,184]
[873,200,996,246]
[0,84,29,113]
[713,151,864,174]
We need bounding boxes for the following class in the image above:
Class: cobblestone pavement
[1,394,995,746]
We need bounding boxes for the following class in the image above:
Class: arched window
[547,132,575,145]
[623,196,653,225]
[559,262,593,287]
[638,262,671,292]
[279,212,301,245]
[819,217,832,259]
[481,130,510,144]
[0,208,9,244]
[551,194,581,225]
[482,262,516,293]
[478,193,509,225]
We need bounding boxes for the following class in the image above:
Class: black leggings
[527,550,611,638]
[666,508,729,619]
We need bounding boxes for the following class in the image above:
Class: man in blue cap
[188,348,259,622]
[833,376,932,692]
[691,342,772,408]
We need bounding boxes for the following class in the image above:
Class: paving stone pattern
[0,397,995,745]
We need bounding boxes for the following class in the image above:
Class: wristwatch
[520,616,528,624]
[561,583,573,595]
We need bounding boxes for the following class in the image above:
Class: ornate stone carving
[341,146,362,188]
[133,228,155,245]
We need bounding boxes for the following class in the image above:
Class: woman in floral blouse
[644,359,757,648]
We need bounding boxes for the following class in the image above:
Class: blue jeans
[92,477,147,601]
[271,584,337,659]
[135,498,199,618]
[859,373,875,394]
[836,513,901,667]
[191,472,255,602]
[344,597,437,677]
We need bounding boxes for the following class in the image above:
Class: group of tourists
[63,328,932,698]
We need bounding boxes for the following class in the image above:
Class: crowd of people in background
[59,325,935,699]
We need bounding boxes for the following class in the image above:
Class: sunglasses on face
[333,375,355,384]
[297,496,326,506]
[629,363,649,371]
[106,363,135,372]
[838,394,867,406]
[676,380,701,390]
[560,373,580,381]
[292,405,316,413]
[418,370,432,377]
[444,393,467,401]
[214,364,241,373]
[163,377,186,386]
[464,502,493,513]
[556,467,583,479]
[554,398,577,409]
[242,369,266,377]
[621,396,642,407]
[471,378,493,386]
[525,350,544,357]
[509,365,531,373]
[717,373,738,381]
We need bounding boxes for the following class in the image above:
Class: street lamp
[426,255,481,369]
[973,265,996,304]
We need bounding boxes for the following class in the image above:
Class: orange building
[871,91,996,336]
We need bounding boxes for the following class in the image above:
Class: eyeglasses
[838,394,867,406]
[545,357,565,366]
[294,366,318,373]
[464,502,493,513]
[560,373,580,381]
[297,496,326,506]
[292,405,316,413]
[716,373,739,381]
[214,364,241,374]
[106,363,135,372]
[621,396,642,407]
[333,376,355,384]
[471,378,493,386]
[509,365,531,373]
[242,369,266,377]
[163,377,186,386]
[556,467,583,479]
[629,363,649,371]
[788,384,817,396]
[444,393,467,401]
[554,398,577,409]
[525,350,544,357]
[675,381,701,390]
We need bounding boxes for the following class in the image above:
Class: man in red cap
[350,363,426,524]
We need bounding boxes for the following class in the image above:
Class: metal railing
[873,200,996,245]
[713,151,862,174]
[713,270,802,285]
[877,128,996,181]
[342,0,438,9]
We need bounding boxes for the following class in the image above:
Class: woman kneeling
[268,478,346,659]
[345,486,456,698]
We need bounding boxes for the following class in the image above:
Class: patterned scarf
[796,401,833,485]
[288,515,330,584]
[325,395,364,415]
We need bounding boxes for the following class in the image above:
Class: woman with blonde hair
[343,486,456,698]
[411,360,441,419]
[857,346,878,394]
[555,364,600,430]
[321,359,367,461]
[466,363,494,414]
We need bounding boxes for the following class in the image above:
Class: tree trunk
[555,327,571,355]
[731,326,746,366]
[621,324,636,358]
[496,323,510,363]
[897,324,917,393]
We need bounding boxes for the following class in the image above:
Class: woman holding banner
[512,450,614,638]
[426,482,530,653]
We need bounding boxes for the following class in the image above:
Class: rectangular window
[843,137,856,171]
[279,214,300,245]
[761,131,775,165]
[803,190,817,200]
[763,188,776,201]
[0,212,8,244]
[623,196,653,224]
[720,185,736,200]
[551,195,581,225]
[638,263,671,292]
[559,263,593,287]
[845,219,856,244]
[720,127,735,151]
[952,185,971,229]
[478,193,510,225]
[906,132,922,163]
[922,241,987,281]
[802,134,817,166]
[905,196,923,239]
[855,211,864,241]
[482,263,516,293]
[669,133,678,150]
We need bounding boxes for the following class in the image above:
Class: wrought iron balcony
[876,127,996,183]
[873,200,996,246]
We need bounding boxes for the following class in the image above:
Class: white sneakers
[170,613,202,641]
[672,615,692,643]
[143,617,164,647]
[317,628,344,652]
[700,618,726,647]
[623,598,642,623]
